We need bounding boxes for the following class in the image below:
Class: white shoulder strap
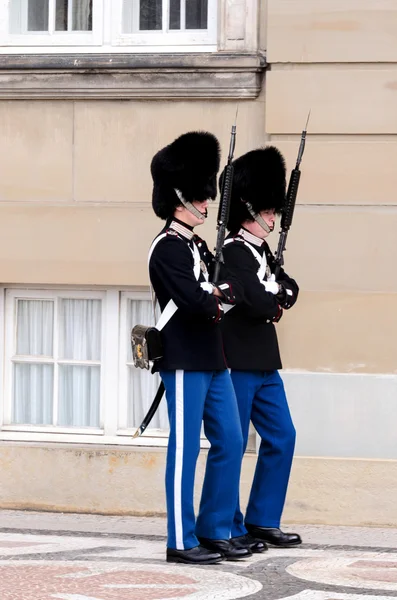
[223,238,267,282]
[191,241,203,281]
[155,299,178,332]
[148,233,168,265]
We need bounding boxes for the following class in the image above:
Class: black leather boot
[167,545,224,564]
[231,533,267,553]
[198,537,252,560]
[245,525,302,547]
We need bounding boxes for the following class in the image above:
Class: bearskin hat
[221,146,287,234]
[151,131,221,220]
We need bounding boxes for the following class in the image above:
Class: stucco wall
[0,1,396,523]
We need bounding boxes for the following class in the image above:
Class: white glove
[262,279,280,294]
[200,282,214,294]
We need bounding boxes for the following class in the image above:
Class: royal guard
[221,146,302,550]
[149,131,250,564]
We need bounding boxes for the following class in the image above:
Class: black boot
[167,545,224,564]
[231,533,267,553]
[245,525,302,547]
[198,537,252,560]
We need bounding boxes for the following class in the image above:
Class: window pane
[126,299,167,429]
[54,0,93,31]
[186,0,207,29]
[169,0,180,29]
[9,0,50,33]
[58,365,100,427]
[59,299,101,361]
[128,367,167,429]
[28,0,49,31]
[140,0,162,31]
[126,298,157,361]
[12,363,53,425]
[55,0,68,30]
[16,300,54,357]
[72,0,92,31]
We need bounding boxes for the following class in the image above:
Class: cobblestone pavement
[0,511,396,600]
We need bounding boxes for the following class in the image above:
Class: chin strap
[244,200,271,234]
[174,188,207,220]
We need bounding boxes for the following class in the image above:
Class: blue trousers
[230,370,296,536]
[161,370,243,550]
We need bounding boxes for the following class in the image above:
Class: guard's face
[175,200,208,227]
[261,209,276,232]
[191,200,208,225]
[245,209,276,239]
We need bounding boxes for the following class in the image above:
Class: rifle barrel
[213,115,238,282]
[274,111,310,275]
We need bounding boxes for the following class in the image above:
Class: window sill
[0,430,211,448]
[0,52,267,99]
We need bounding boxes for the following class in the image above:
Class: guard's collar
[237,227,264,248]
[169,218,194,240]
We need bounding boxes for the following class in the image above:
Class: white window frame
[0,0,217,52]
[0,286,210,448]
[2,0,103,47]
[3,288,107,435]
[111,0,217,48]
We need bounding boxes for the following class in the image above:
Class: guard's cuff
[214,281,236,305]
[210,298,224,323]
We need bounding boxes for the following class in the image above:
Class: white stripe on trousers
[174,370,184,549]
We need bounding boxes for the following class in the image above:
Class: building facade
[0,0,396,526]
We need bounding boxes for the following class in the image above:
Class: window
[1,0,217,50]
[118,292,168,434]
[122,0,210,33]
[6,0,102,46]
[10,0,93,33]
[4,290,105,432]
[116,0,216,46]
[1,287,171,445]
[11,295,102,428]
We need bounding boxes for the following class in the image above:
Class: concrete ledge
[0,53,266,70]
[0,443,396,527]
[284,456,397,527]
[0,53,266,99]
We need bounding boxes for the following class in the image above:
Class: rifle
[213,111,238,282]
[274,111,310,279]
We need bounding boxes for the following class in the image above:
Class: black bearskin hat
[221,146,287,234]
[151,131,221,220]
